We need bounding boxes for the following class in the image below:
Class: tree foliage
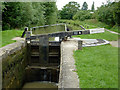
[60,1,80,19]
[73,10,93,21]
[96,1,120,26]
[81,2,88,10]
[91,2,95,11]
[31,2,45,25]
[43,2,57,25]
[113,1,120,25]
[2,2,57,30]
[3,2,23,29]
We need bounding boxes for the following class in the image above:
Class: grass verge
[1,30,23,47]
[74,45,118,88]
[59,19,120,33]
[73,30,119,41]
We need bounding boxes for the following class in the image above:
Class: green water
[22,81,58,89]
[32,25,65,35]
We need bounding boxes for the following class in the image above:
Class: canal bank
[59,39,79,88]
[0,41,27,89]
[0,38,80,89]
[0,27,106,89]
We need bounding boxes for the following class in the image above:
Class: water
[32,25,65,35]
[23,25,61,89]
[22,81,58,88]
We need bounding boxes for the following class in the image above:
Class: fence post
[78,40,83,50]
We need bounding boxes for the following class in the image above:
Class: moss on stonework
[2,46,27,89]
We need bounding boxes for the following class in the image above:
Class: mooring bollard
[78,40,83,50]
[21,27,28,38]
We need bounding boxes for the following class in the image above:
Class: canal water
[22,81,58,88]
[22,25,62,89]
[32,25,65,35]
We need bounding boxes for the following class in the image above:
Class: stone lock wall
[0,41,27,89]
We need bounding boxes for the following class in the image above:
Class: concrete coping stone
[0,41,25,60]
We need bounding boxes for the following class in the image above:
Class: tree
[73,11,92,21]
[96,2,116,26]
[2,2,24,30]
[82,2,88,10]
[31,2,45,25]
[20,2,34,27]
[60,1,80,19]
[91,2,95,11]
[2,2,58,30]
[113,1,120,25]
[0,2,2,22]
[43,2,57,25]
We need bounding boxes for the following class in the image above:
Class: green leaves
[2,2,58,30]
[73,10,93,21]
[81,2,88,10]
[59,1,80,19]
[91,2,95,11]
[43,2,57,25]
[113,1,120,25]
[96,2,120,26]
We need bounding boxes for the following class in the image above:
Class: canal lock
[24,40,61,88]
[2,24,86,89]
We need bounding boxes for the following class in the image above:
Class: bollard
[21,27,28,38]
[78,40,83,50]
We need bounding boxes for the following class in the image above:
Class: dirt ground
[12,37,25,41]
[109,39,120,47]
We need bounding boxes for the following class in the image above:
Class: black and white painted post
[21,27,28,38]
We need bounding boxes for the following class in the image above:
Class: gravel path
[12,37,25,41]
[109,39,120,47]
[105,29,120,47]
[97,29,120,47]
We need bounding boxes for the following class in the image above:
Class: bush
[96,2,120,26]
[2,2,58,30]
[73,10,93,21]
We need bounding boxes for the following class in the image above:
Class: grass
[59,19,108,29]
[73,30,119,41]
[66,19,119,88]
[1,30,23,47]
[110,25,120,33]
[0,31,1,48]
[59,19,120,33]
[74,45,118,88]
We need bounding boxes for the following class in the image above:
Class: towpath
[59,39,79,88]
